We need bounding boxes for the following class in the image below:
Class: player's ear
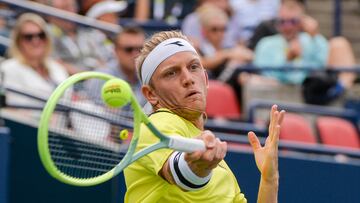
[142,85,159,106]
[204,69,209,88]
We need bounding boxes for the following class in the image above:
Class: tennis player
[124,30,284,202]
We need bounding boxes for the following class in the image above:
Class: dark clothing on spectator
[248,19,277,50]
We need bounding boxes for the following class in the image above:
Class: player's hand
[248,105,285,182]
[184,130,227,177]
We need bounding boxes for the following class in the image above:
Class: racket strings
[47,78,134,179]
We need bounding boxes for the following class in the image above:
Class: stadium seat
[206,80,241,119]
[280,113,317,143]
[316,116,360,149]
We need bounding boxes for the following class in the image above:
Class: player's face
[19,22,48,61]
[148,51,208,116]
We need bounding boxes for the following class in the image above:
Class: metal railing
[0,0,122,34]
[246,99,359,124]
[333,0,342,36]
[3,85,360,158]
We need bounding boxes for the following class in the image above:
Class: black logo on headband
[165,41,184,47]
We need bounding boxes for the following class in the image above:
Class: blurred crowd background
[0,1,360,203]
[0,0,359,150]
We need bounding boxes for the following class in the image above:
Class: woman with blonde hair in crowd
[0,13,68,106]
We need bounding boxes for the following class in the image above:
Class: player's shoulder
[149,108,187,126]
[148,108,193,137]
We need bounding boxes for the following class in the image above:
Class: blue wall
[3,119,120,203]
[0,127,10,203]
[226,152,360,203]
[2,118,360,203]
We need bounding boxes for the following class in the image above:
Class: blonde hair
[197,4,228,27]
[135,30,190,83]
[9,13,52,64]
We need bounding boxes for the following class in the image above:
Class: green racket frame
[37,72,177,186]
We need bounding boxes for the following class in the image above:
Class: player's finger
[186,131,217,162]
[214,138,225,160]
[278,110,286,125]
[270,104,277,120]
[219,141,227,159]
[268,105,278,134]
[202,130,216,149]
[202,143,217,163]
[272,125,281,148]
[185,150,203,162]
[248,131,261,150]
[265,135,271,146]
[269,111,279,142]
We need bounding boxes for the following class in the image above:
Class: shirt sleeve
[135,111,193,175]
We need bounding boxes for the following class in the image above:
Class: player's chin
[186,100,206,112]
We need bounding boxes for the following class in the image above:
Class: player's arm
[159,131,227,190]
[248,105,285,203]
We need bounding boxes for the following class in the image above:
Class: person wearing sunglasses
[253,0,329,85]
[85,26,147,107]
[45,0,116,74]
[196,4,253,108]
[182,0,234,48]
[253,0,357,105]
[0,13,68,106]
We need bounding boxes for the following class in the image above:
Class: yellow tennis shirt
[124,109,247,203]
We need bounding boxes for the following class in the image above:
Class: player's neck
[176,109,205,130]
[191,117,205,130]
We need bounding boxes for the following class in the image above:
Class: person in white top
[0,13,68,106]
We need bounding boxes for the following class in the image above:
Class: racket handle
[169,136,206,153]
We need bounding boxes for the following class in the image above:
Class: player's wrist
[261,172,279,185]
[169,151,212,191]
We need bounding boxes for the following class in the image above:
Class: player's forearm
[159,159,176,185]
[257,175,279,203]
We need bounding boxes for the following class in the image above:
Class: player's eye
[189,63,201,71]
[164,70,177,78]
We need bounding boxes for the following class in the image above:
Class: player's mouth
[186,90,201,98]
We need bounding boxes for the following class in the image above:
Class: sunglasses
[208,26,226,33]
[119,46,142,54]
[276,18,300,26]
[20,31,46,42]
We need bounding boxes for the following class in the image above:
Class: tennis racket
[38,71,205,186]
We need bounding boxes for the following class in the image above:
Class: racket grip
[169,136,206,153]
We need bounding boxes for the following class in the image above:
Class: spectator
[46,0,116,74]
[230,0,279,17]
[253,0,358,104]
[247,18,278,50]
[253,0,328,84]
[0,13,68,106]
[85,26,146,107]
[0,4,16,56]
[226,0,280,46]
[247,0,317,50]
[85,0,127,25]
[181,0,233,47]
[123,0,196,23]
[197,4,253,106]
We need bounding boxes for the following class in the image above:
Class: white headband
[141,38,198,85]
